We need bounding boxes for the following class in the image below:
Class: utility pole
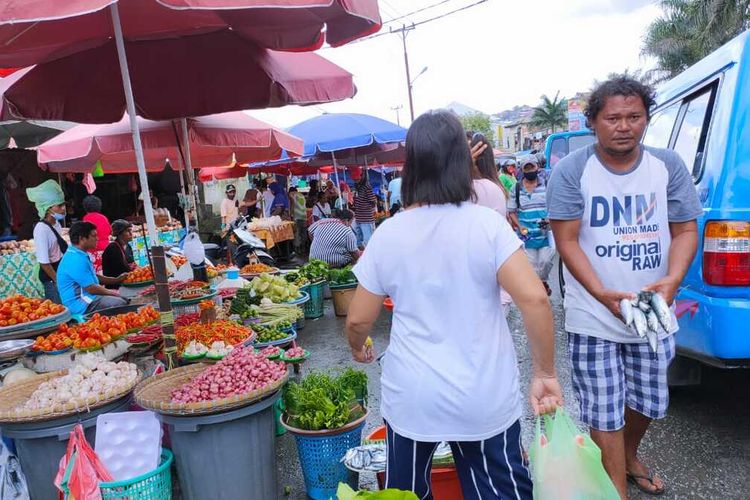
[400,24,416,122]
[390,105,403,126]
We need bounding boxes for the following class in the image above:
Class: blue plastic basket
[289,420,365,499]
[301,281,325,319]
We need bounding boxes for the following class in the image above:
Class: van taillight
[703,221,750,286]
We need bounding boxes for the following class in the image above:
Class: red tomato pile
[32,306,159,352]
[124,266,154,284]
[0,296,66,328]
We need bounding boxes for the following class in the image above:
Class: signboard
[568,98,587,132]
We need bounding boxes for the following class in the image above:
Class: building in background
[567,92,589,131]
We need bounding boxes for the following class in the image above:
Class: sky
[251,0,662,128]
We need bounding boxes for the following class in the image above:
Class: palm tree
[530,92,568,134]
[643,0,750,81]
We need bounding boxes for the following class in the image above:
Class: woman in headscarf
[26,180,68,304]
[269,182,289,217]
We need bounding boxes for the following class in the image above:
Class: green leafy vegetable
[337,484,419,500]
[299,259,330,283]
[283,368,368,431]
[328,266,358,287]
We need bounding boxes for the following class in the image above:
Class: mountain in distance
[444,101,487,116]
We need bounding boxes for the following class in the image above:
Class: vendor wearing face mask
[26,180,69,304]
[507,158,555,296]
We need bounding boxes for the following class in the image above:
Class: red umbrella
[37,111,304,173]
[198,164,251,182]
[0,0,378,241]
[1,32,356,123]
[0,0,381,68]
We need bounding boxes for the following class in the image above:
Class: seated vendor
[57,221,128,315]
[102,220,136,289]
[308,209,360,269]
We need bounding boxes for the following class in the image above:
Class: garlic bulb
[20,358,138,412]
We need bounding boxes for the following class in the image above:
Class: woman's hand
[470,141,488,162]
[351,343,375,363]
[529,375,564,415]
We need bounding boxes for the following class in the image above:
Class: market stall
[129,222,187,267]
[248,220,296,250]
[0,242,44,298]
[0,0,384,496]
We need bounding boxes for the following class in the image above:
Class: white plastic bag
[0,440,30,500]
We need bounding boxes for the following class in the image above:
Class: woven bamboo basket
[134,363,288,416]
[0,370,138,424]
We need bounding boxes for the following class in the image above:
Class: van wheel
[668,354,702,386]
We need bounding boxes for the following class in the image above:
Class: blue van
[644,29,750,378]
[544,130,596,169]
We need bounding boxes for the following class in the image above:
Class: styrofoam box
[95,411,162,481]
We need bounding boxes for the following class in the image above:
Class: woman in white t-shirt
[26,180,69,304]
[311,192,332,223]
[345,110,562,500]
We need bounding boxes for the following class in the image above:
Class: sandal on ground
[627,470,665,496]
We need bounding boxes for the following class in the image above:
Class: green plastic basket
[64,449,173,500]
[99,449,173,499]
[301,281,325,319]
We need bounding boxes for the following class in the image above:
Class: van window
[548,138,567,167]
[643,101,680,148]
[568,134,596,153]
[673,88,713,178]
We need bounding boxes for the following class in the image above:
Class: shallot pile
[171,346,287,404]
[284,346,306,359]
[21,354,138,412]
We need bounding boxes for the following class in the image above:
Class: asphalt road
[276,276,750,499]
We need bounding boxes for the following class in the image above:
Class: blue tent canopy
[288,112,407,155]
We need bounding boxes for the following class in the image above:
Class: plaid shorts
[568,332,676,432]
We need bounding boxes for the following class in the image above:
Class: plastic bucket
[0,396,130,500]
[367,427,464,500]
[330,284,357,317]
[302,282,325,319]
[159,391,281,500]
[284,415,366,500]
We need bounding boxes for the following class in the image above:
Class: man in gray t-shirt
[547,77,702,497]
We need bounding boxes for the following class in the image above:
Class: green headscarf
[26,180,65,219]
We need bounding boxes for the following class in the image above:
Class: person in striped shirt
[507,158,555,295]
[308,209,360,268]
[353,174,377,248]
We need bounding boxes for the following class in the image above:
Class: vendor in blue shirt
[57,221,128,315]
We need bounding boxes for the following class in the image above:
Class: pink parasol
[198,164,251,182]
[37,111,304,173]
[0,33,357,123]
[0,0,379,242]
[0,0,381,68]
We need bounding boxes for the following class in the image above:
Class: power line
[378,1,401,21]
[382,0,457,25]
[347,0,489,45]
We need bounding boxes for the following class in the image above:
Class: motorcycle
[225,215,275,268]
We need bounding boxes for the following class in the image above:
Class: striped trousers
[385,420,533,500]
